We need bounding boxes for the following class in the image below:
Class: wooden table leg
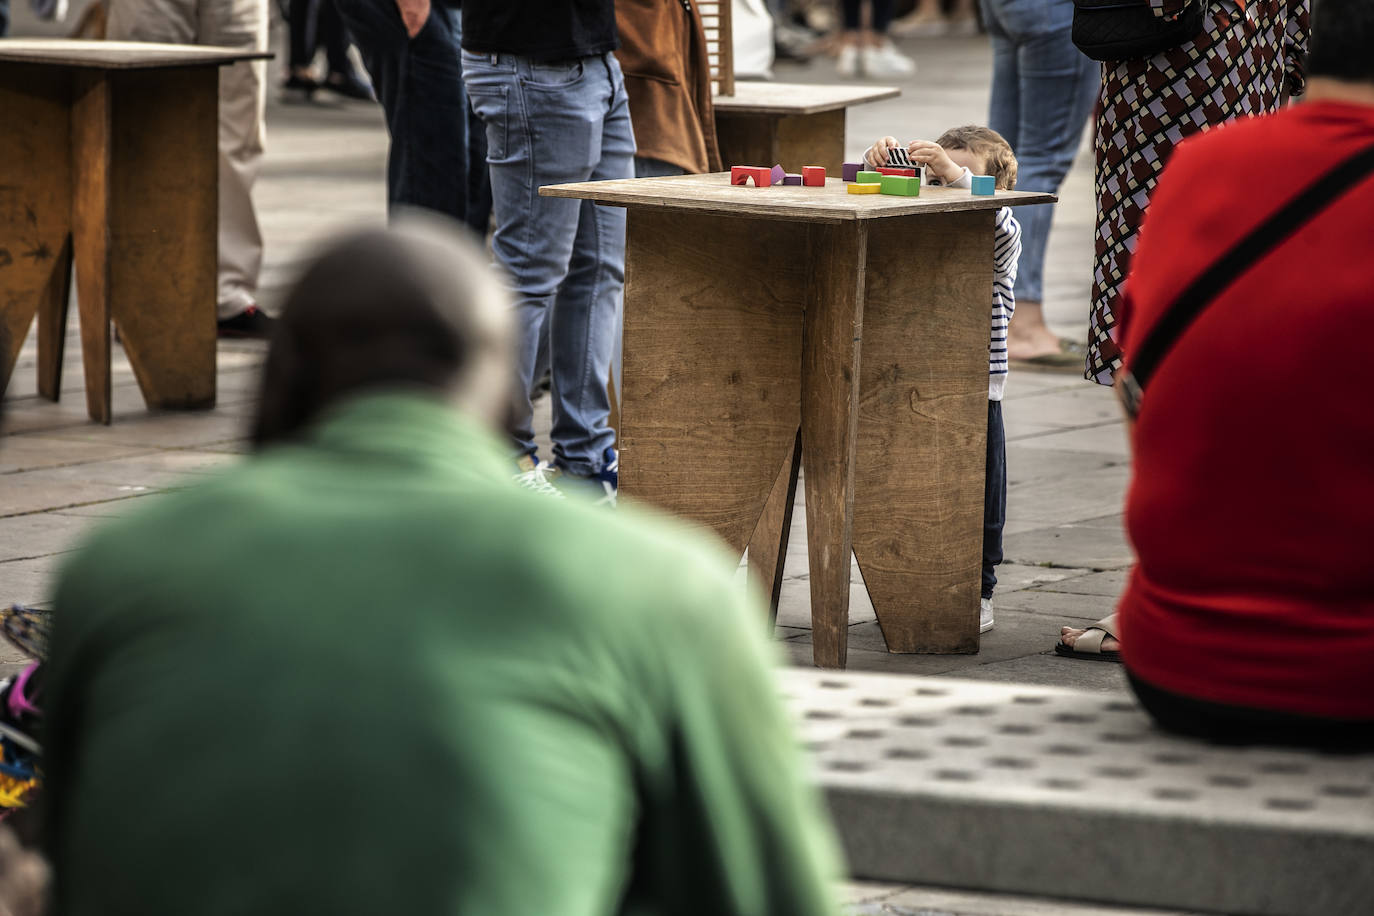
[620,209,805,556]
[714,109,846,175]
[0,65,72,397]
[104,68,218,417]
[852,211,994,653]
[802,222,867,668]
[747,429,801,620]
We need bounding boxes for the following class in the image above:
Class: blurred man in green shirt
[42,219,842,916]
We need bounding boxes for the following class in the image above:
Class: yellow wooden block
[847,183,881,195]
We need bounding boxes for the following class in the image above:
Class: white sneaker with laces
[861,41,916,77]
[513,454,565,499]
[836,44,860,77]
[980,597,995,634]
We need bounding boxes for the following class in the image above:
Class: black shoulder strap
[1120,142,1374,418]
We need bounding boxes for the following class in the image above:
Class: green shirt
[45,391,842,916]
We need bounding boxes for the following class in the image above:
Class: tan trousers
[106,0,268,319]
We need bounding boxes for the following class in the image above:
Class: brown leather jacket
[615,0,722,174]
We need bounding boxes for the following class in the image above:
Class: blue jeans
[981,0,1098,304]
[983,400,1006,599]
[334,0,491,233]
[463,51,635,476]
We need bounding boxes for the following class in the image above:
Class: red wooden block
[802,166,826,187]
[877,166,917,177]
[730,165,772,187]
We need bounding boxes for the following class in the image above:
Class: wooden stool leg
[0,65,72,398]
[802,223,867,669]
[747,429,802,620]
[37,236,74,402]
[852,211,993,653]
[106,68,218,414]
[70,72,113,423]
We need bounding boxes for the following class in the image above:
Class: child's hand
[907,140,965,185]
[863,137,902,169]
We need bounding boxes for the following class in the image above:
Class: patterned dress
[1086,0,1309,384]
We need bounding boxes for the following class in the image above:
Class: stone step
[782,670,1374,916]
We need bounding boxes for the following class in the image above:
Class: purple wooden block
[771,164,786,184]
[783,173,803,186]
[843,162,865,182]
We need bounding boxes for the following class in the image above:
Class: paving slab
[845,883,1203,915]
[0,557,61,607]
[0,513,97,563]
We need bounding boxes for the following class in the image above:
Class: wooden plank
[0,64,72,396]
[69,70,113,423]
[541,172,1055,223]
[0,40,268,70]
[712,81,899,116]
[773,109,846,175]
[852,210,993,653]
[106,67,217,411]
[802,221,867,668]
[714,113,779,177]
[619,209,803,554]
[747,429,802,620]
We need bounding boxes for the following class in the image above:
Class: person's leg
[869,0,894,33]
[861,0,915,75]
[981,0,1019,151]
[318,0,373,98]
[464,51,619,461]
[287,0,318,73]
[0,0,8,37]
[335,0,467,220]
[201,0,270,322]
[547,54,636,477]
[981,399,1005,601]
[838,0,864,75]
[996,0,1098,360]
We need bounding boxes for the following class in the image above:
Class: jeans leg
[287,0,318,70]
[1003,0,1098,303]
[0,0,8,37]
[982,400,1006,599]
[335,0,467,220]
[465,100,492,236]
[319,0,355,77]
[981,0,1020,151]
[548,56,635,474]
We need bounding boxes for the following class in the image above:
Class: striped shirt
[941,168,1023,400]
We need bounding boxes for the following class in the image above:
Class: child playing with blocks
[864,126,1022,635]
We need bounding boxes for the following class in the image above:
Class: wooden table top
[541,173,1056,223]
[711,81,900,116]
[0,39,271,69]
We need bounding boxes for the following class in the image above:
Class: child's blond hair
[936,125,1018,191]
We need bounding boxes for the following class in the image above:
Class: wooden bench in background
[0,40,268,424]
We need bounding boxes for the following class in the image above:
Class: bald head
[252,216,512,448]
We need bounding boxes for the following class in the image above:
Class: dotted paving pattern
[781,671,1374,916]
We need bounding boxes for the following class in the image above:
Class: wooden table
[0,40,269,423]
[712,82,899,176]
[543,173,1054,667]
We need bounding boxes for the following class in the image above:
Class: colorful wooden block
[855,170,883,184]
[847,182,881,195]
[842,162,863,182]
[880,175,921,197]
[771,163,786,185]
[802,166,826,186]
[730,165,772,187]
[971,175,996,196]
[877,166,916,177]
[783,173,803,186]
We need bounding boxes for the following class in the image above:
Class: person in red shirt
[1057,0,1374,750]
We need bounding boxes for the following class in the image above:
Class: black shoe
[322,72,376,102]
[217,305,276,339]
[281,73,319,102]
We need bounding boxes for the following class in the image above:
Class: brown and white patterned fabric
[1086,0,1309,385]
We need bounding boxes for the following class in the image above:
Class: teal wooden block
[971,175,996,196]
[880,175,921,197]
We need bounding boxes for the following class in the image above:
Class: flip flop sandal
[1054,613,1122,663]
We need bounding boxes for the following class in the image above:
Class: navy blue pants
[333,0,491,234]
[983,400,1006,599]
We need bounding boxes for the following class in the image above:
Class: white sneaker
[513,454,565,499]
[861,41,916,77]
[836,44,860,77]
[980,597,995,634]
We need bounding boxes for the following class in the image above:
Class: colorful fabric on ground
[1116,101,1374,718]
[45,391,843,916]
[1087,0,1308,384]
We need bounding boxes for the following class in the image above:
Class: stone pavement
[1,18,1147,910]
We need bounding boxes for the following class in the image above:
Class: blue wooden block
[971,175,996,196]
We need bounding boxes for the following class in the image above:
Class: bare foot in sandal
[1060,625,1120,653]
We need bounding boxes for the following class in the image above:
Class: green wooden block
[855,170,883,184]
[880,175,921,197]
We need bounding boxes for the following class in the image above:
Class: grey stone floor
[2,17,1148,909]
